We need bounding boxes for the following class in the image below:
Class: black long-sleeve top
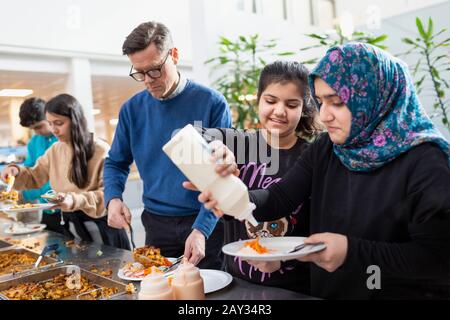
[204,128,311,293]
[250,134,450,299]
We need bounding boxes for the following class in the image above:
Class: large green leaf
[426,18,434,40]
[370,35,389,44]
[416,18,428,40]
[305,33,328,40]
[402,38,417,46]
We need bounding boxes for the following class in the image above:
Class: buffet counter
[0,217,316,300]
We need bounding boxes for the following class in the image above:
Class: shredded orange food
[244,237,269,254]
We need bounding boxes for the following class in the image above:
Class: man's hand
[297,233,348,273]
[107,198,132,229]
[183,229,206,266]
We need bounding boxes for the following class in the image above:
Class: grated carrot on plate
[244,237,269,254]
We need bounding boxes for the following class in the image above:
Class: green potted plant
[402,17,450,134]
[206,34,293,129]
[300,27,388,65]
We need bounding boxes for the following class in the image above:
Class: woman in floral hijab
[189,43,450,299]
[310,42,450,171]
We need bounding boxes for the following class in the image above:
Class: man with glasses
[104,21,232,269]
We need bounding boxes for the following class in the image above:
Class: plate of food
[132,246,174,268]
[117,259,177,281]
[118,246,179,281]
[41,190,60,202]
[2,203,55,213]
[4,223,47,235]
[0,190,19,203]
[222,237,326,262]
[117,264,232,294]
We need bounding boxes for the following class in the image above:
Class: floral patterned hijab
[309,42,450,172]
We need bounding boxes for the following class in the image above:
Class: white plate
[200,269,233,294]
[4,223,46,235]
[117,258,178,281]
[117,268,232,294]
[222,237,327,262]
[2,203,55,213]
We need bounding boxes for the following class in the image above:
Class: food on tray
[125,283,136,294]
[89,266,113,278]
[239,237,270,255]
[64,240,87,251]
[0,190,19,203]
[9,203,40,209]
[0,252,48,275]
[0,273,118,300]
[133,246,173,268]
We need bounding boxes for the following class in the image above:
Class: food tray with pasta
[0,265,128,300]
[0,248,61,281]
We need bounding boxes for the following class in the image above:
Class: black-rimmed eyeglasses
[129,50,172,81]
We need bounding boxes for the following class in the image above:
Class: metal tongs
[287,242,325,254]
[34,244,59,268]
[126,223,136,251]
[162,255,184,274]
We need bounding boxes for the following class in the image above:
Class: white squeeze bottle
[162,124,258,226]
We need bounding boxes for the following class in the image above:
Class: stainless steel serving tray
[0,265,128,300]
[0,239,14,251]
[0,247,62,281]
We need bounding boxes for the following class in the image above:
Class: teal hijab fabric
[309,42,450,172]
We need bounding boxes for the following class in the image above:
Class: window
[260,0,287,20]
[236,0,289,20]
[236,0,257,13]
[310,0,336,28]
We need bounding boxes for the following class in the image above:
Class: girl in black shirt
[201,60,321,292]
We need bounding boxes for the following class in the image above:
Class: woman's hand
[297,233,348,273]
[1,166,19,183]
[182,140,239,218]
[209,140,239,177]
[50,193,74,212]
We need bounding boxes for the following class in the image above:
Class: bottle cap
[237,203,258,226]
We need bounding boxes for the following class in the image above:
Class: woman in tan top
[1,94,130,249]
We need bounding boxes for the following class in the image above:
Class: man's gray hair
[122,21,173,55]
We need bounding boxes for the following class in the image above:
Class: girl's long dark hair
[45,94,95,189]
[257,60,322,141]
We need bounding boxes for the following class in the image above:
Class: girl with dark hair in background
[1,94,130,249]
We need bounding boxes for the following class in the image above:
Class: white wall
[335,0,448,24]
[0,0,193,61]
[362,1,450,139]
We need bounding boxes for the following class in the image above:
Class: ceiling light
[93,108,101,116]
[109,119,119,126]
